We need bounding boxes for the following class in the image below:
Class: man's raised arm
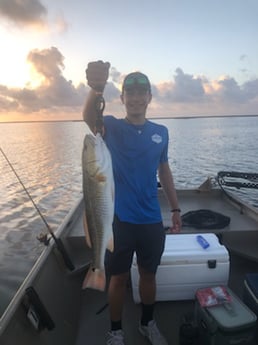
[82,61,110,132]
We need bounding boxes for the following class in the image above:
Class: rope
[182,209,230,229]
[217,171,258,189]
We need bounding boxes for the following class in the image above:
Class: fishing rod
[0,147,74,271]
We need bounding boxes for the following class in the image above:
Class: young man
[83,61,181,345]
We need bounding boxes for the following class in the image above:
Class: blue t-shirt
[104,115,169,224]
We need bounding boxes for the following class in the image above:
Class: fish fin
[83,212,92,248]
[82,267,106,291]
[107,234,114,252]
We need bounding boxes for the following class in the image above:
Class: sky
[0,0,257,122]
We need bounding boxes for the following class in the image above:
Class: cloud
[172,68,206,102]
[27,47,64,81]
[52,12,69,34]
[214,77,258,104]
[0,47,87,116]
[0,48,258,121]
[242,79,258,100]
[149,70,258,117]
[109,67,122,84]
[152,68,208,105]
[0,86,19,111]
[154,70,258,106]
[0,1,69,33]
[240,54,247,62]
[0,0,47,27]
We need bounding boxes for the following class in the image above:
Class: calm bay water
[0,116,258,315]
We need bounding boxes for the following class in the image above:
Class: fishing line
[0,147,74,271]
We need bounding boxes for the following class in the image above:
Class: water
[0,116,258,316]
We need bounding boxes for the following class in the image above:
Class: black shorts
[105,216,165,276]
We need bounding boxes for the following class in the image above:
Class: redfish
[82,131,114,291]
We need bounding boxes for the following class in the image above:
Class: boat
[0,171,258,345]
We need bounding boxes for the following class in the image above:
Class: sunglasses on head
[124,75,150,87]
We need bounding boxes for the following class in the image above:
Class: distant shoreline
[0,114,257,124]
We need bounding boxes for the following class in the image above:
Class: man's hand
[86,60,110,92]
[169,212,182,233]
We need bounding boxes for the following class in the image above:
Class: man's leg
[106,272,129,345]
[137,223,168,345]
[138,268,168,345]
[138,266,156,325]
[108,272,130,324]
[138,266,156,303]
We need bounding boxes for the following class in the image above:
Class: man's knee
[110,272,129,288]
[138,266,156,283]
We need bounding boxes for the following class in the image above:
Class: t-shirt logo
[151,134,162,144]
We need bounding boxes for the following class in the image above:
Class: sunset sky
[0,0,257,122]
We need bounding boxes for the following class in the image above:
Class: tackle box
[195,286,257,345]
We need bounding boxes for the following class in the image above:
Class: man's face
[121,88,152,117]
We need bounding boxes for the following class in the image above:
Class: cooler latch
[207,260,217,268]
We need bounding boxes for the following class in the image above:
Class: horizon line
[0,113,258,124]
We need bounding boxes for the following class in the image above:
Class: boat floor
[75,254,258,345]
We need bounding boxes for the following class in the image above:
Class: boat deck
[66,188,258,344]
[74,254,258,345]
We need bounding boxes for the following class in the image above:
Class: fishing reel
[37,232,50,246]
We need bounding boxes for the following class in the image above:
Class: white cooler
[131,233,229,303]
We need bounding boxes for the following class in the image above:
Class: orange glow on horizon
[0,110,82,123]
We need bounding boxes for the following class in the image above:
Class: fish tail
[82,267,106,291]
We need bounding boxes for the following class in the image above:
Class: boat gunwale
[0,196,82,335]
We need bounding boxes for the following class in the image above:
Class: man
[83,61,181,345]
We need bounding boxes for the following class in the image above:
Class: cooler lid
[207,288,257,330]
[160,233,229,265]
